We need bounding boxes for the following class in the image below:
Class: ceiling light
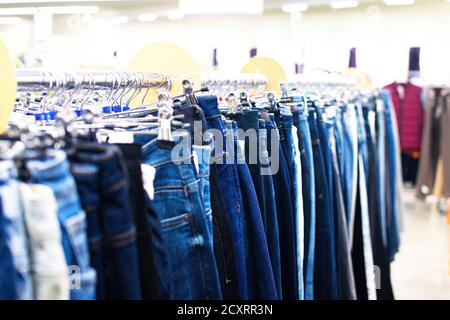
[168,10,184,20]
[113,16,129,24]
[37,6,100,15]
[382,0,415,5]
[179,0,263,15]
[0,17,22,24]
[330,0,359,9]
[0,7,37,15]
[138,13,157,22]
[282,3,308,13]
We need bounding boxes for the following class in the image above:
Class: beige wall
[0,0,449,87]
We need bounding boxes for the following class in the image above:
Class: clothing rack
[289,73,356,89]
[201,72,268,95]
[15,68,172,93]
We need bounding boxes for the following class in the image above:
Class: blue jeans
[341,105,359,240]
[383,91,401,261]
[0,162,32,300]
[293,110,316,300]
[142,136,222,300]
[192,145,214,248]
[28,150,96,300]
[258,119,282,299]
[266,116,298,300]
[279,113,304,299]
[308,110,339,300]
[0,189,16,299]
[199,95,247,299]
[69,143,142,300]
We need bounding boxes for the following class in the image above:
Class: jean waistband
[27,150,70,181]
[142,135,192,168]
[198,95,221,120]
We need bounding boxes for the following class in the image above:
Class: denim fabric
[229,110,266,228]
[199,95,247,299]
[70,143,142,300]
[192,145,213,247]
[28,150,96,300]
[20,183,69,300]
[235,146,277,300]
[266,116,298,300]
[0,161,32,300]
[0,192,16,299]
[363,102,395,301]
[117,143,170,300]
[342,104,359,243]
[353,106,377,300]
[142,135,222,300]
[258,119,282,299]
[293,110,316,300]
[382,91,401,261]
[308,109,339,300]
[279,112,304,300]
[329,127,357,300]
[210,162,240,299]
[291,125,305,293]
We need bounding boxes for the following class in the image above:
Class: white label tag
[192,150,200,175]
[141,164,156,200]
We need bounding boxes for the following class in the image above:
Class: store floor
[391,188,450,300]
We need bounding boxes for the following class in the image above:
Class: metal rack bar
[15,68,171,92]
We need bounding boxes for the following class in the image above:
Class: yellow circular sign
[0,37,16,133]
[127,42,200,106]
[241,56,286,92]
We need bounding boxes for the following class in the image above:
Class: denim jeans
[235,148,277,300]
[329,126,357,300]
[0,161,32,300]
[210,162,240,299]
[28,150,96,300]
[352,105,377,300]
[342,104,359,243]
[280,112,304,299]
[142,135,222,300]
[266,116,298,300]
[199,95,247,299]
[258,119,282,299]
[192,145,214,247]
[293,110,316,300]
[70,143,142,300]
[117,143,171,300]
[0,193,16,299]
[382,91,401,262]
[20,183,69,300]
[308,109,339,300]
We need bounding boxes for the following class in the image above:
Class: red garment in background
[384,81,424,151]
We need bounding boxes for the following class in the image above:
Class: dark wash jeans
[116,143,172,300]
[69,143,142,300]
[230,118,278,300]
[293,110,316,300]
[141,136,222,300]
[0,194,16,299]
[266,116,298,300]
[210,162,240,299]
[198,95,248,299]
[308,110,339,300]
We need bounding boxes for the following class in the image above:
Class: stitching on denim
[104,178,126,194]
[105,227,137,248]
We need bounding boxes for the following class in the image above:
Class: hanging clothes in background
[416,88,450,200]
[383,81,424,186]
